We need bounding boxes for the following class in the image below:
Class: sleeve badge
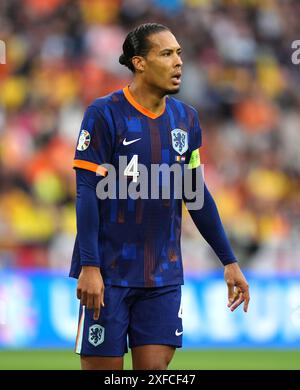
[77,130,91,151]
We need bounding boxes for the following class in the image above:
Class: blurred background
[0,0,300,369]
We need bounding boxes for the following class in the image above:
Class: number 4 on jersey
[124,155,139,182]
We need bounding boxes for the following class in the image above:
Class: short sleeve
[73,105,113,177]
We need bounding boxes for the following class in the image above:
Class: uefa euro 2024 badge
[77,130,91,151]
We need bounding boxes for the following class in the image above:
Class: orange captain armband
[73,159,108,177]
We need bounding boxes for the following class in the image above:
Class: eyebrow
[159,47,182,54]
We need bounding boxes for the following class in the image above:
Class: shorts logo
[77,130,91,151]
[171,129,188,155]
[88,324,105,346]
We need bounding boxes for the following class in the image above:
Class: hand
[224,262,250,313]
[77,266,105,320]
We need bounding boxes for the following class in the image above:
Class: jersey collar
[123,86,166,119]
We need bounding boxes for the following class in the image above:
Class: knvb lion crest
[171,129,188,155]
[88,324,105,347]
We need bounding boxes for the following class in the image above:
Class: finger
[230,293,244,312]
[93,295,101,321]
[86,292,94,310]
[80,291,87,307]
[227,282,235,307]
[230,298,244,312]
[236,283,250,312]
[101,287,105,308]
[243,290,250,312]
[227,288,240,309]
[231,287,242,304]
[77,288,81,300]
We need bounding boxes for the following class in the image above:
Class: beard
[164,86,180,95]
[167,88,180,95]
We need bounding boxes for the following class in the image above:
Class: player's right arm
[73,104,113,320]
[75,168,105,320]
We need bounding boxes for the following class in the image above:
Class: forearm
[76,169,101,267]
[188,184,237,266]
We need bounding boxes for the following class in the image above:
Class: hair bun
[119,54,127,65]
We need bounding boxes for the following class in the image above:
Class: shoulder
[88,89,124,116]
[167,96,199,120]
[168,97,202,148]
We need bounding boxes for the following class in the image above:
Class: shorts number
[178,299,183,319]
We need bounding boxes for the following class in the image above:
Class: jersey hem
[69,272,183,288]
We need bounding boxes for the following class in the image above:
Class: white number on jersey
[124,155,139,183]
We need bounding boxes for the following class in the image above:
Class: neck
[129,80,166,115]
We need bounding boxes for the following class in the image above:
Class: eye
[162,52,171,56]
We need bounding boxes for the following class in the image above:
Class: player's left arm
[184,108,250,312]
[184,173,250,312]
[224,262,250,313]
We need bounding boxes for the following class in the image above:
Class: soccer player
[70,23,250,370]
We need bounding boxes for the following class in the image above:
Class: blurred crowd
[0,0,300,272]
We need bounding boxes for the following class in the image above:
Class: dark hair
[119,23,170,73]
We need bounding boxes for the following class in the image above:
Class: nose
[175,53,183,67]
[176,54,183,66]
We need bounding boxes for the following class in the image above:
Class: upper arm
[187,108,202,170]
[73,105,114,177]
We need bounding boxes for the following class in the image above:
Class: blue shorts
[75,284,183,357]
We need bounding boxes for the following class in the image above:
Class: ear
[132,56,145,73]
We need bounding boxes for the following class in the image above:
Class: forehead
[147,31,180,53]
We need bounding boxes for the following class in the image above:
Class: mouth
[171,73,181,86]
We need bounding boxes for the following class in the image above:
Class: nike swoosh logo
[123,137,141,146]
[175,329,183,336]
